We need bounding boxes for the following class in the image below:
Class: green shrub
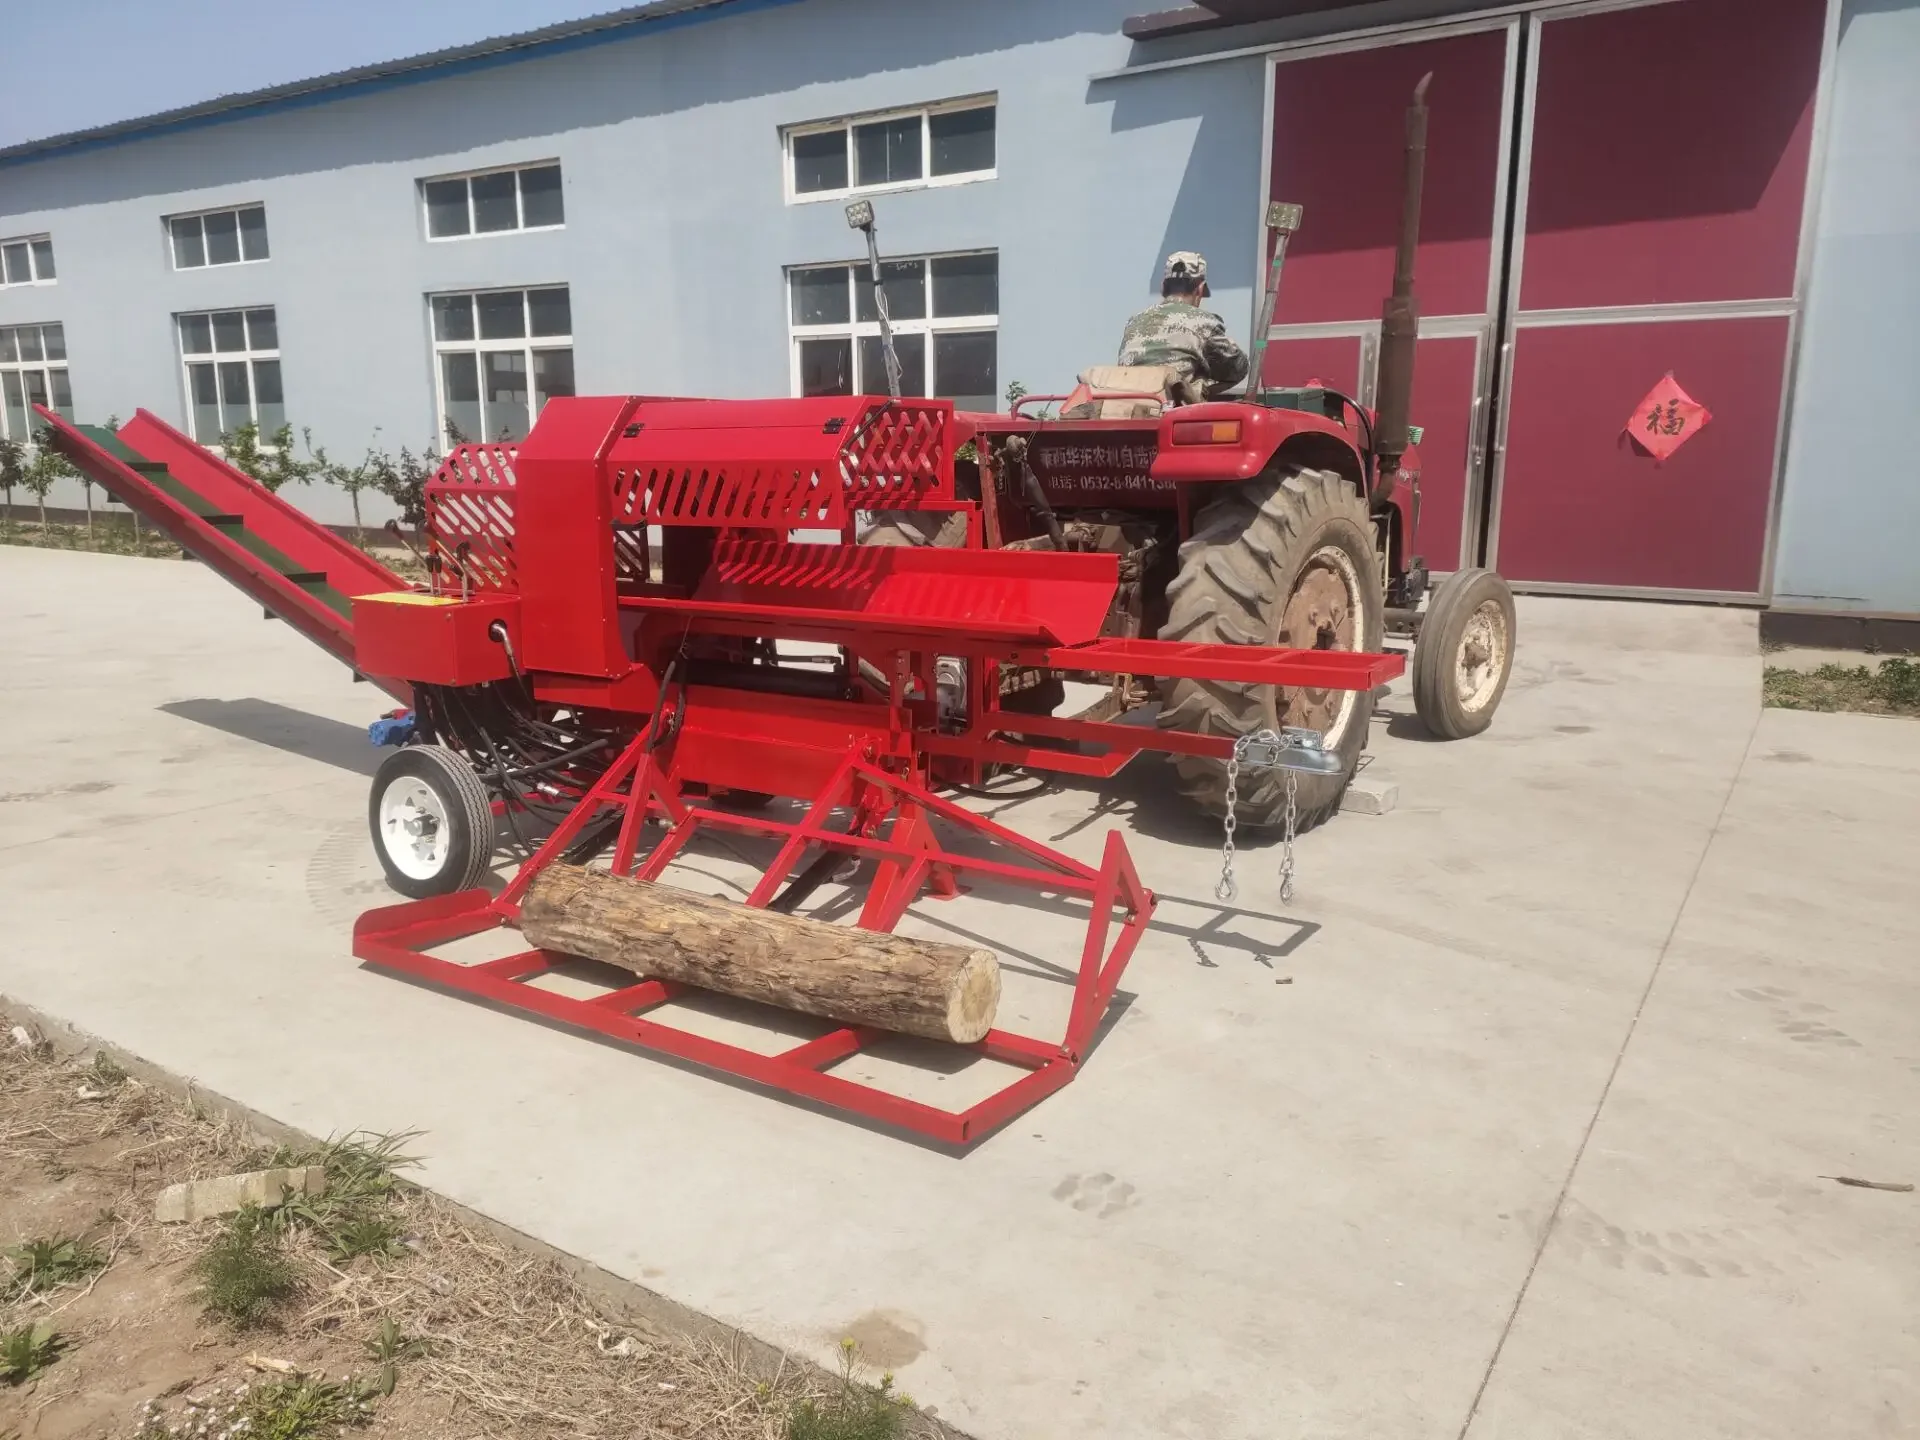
[191,1206,300,1327]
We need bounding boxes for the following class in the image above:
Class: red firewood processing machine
[40,82,1514,1146]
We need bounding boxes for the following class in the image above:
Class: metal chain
[1215,741,1243,902]
[1278,768,1299,904]
[1215,729,1313,906]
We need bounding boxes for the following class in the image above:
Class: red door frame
[1257,17,1522,573]
[1255,0,1842,600]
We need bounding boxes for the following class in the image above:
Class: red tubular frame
[355,731,1154,1147]
[40,391,1408,1143]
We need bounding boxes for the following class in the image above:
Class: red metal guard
[354,731,1153,1147]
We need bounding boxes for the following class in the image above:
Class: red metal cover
[425,444,519,594]
[353,593,520,688]
[606,397,950,528]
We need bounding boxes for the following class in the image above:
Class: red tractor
[861,75,1515,830]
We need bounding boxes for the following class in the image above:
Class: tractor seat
[1065,365,1179,419]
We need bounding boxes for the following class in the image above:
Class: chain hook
[1214,737,1244,902]
[1215,728,1316,907]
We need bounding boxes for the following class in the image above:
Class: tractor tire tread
[1156,467,1381,831]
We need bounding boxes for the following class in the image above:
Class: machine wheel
[1157,466,1382,830]
[1411,567,1515,739]
[368,745,496,899]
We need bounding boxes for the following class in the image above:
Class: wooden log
[518,864,1000,1044]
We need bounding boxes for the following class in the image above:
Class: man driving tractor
[1116,250,1250,404]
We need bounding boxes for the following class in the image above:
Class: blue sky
[0,0,627,149]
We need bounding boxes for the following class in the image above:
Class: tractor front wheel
[1157,466,1382,830]
[1410,567,1515,739]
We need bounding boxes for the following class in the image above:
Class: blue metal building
[0,0,1914,631]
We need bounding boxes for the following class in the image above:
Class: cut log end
[945,949,1000,1045]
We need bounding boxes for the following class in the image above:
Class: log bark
[518,864,1000,1044]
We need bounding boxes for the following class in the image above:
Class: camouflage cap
[1163,251,1209,284]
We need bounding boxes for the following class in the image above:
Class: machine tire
[861,511,971,548]
[1411,567,1516,740]
[368,745,496,899]
[1157,466,1381,830]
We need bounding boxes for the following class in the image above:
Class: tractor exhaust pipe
[1372,72,1432,490]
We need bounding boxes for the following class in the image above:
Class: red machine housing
[40,393,1403,1147]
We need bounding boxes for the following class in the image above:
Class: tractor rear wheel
[369,745,496,899]
[1157,466,1381,830]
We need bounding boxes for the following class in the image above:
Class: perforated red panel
[838,404,947,507]
[425,444,518,594]
[610,462,839,528]
[606,398,951,528]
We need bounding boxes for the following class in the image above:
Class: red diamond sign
[1628,373,1712,461]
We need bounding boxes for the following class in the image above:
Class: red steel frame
[43,387,1411,1145]
[355,729,1153,1147]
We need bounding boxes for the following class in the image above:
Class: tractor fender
[1150,402,1422,562]
[1148,401,1361,487]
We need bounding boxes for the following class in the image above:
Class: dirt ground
[0,1022,909,1440]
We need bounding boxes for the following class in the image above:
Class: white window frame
[0,234,56,288]
[783,95,997,205]
[419,161,566,243]
[166,204,269,271]
[175,308,284,443]
[427,285,575,445]
[0,323,71,443]
[785,250,999,405]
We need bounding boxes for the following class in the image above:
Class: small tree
[304,430,380,543]
[0,436,22,530]
[20,430,76,534]
[366,443,437,532]
[221,422,314,494]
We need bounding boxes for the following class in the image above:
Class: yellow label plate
[359,591,457,607]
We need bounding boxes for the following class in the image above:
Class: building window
[177,308,283,442]
[787,251,998,410]
[786,98,995,202]
[421,163,565,240]
[169,205,269,270]
[0,235,56,287]
[0,324,71,442]
[430,286,574,443]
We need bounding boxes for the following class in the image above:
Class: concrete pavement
[2,545,1915,1439]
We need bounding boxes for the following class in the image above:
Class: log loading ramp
[38,407,409,701]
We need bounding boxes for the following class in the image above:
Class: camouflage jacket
[1117,300,1249,399]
